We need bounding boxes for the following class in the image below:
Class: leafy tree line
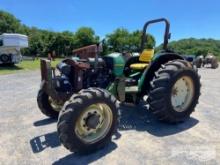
[0,10,155,57]
[1,10,220,60]
[166,38,220,59]
[0,10,100,57]
[106,28,155,52]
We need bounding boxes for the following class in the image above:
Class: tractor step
[125,78,138,86]
[125,86,138,93]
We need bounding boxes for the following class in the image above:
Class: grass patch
[0,58,62,75]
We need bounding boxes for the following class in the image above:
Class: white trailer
[0,33,28,64]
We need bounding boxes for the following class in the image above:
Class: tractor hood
[106,52,125,77]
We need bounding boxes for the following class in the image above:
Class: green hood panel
[106,53,125,76]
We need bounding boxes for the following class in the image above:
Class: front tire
[37,89,59,118]
[57,88,118,154]
[148,60,201,123]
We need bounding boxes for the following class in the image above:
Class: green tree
[74,27,99,48]
[129,30,155,51]
[106,28,155,53]
[106,28,130,52]
[23,27,44,56]
[0,10,23,33]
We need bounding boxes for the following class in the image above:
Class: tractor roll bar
[140,18,171,51]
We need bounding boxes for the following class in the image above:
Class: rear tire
[211,58,219,69]
[148,60,201,123]
[194,58,202,68]
[57,87,118,154]
[37,89,59,119]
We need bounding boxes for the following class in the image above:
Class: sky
[0,0,220,44]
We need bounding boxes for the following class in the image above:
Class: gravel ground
[0,67,220,165]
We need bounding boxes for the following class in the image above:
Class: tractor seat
[129,49,154,70]
[130,63,149,70]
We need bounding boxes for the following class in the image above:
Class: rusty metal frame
[40,59,70,102]
[72,44,98,59]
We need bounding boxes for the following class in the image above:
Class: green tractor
[37,18,201,153]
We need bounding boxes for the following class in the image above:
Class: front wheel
[57,88,118,153]
[148,60,201,123]
[37,89,61,118]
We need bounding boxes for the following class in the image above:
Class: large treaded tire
[37,89,59,119]
[194,57,202,68]
[211,58,219,69]
[57,87,118,154]
[148,60,201,123]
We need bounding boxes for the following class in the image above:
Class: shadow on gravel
[118,103,199,137]
[30,103,198,163]
[30,132,60,153]
[53,142,117,165]
[30,129,120,155]
[0,64,23,71]
[33,118,57,127]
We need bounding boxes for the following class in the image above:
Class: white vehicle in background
[0,33,28,64]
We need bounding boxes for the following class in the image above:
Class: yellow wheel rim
[48,96,62,112]
[171,76,195,112]
[75,103,113,144]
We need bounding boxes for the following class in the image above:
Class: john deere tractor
[37,18,201,153]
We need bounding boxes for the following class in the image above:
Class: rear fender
[138,53,184,95]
